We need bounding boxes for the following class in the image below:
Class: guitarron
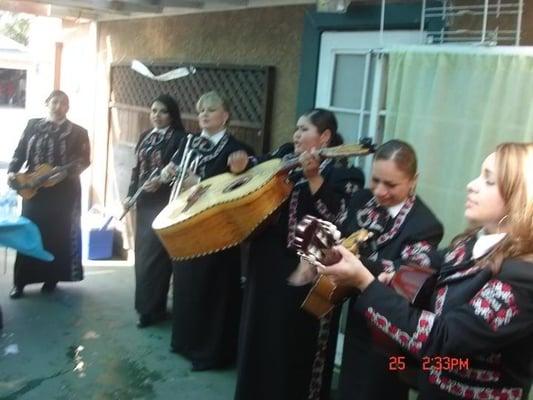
[152,141,375,260]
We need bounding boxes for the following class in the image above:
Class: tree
[0,12,30,46]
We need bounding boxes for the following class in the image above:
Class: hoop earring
[497,215,509,234]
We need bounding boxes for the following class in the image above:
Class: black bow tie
[192,135,214,152]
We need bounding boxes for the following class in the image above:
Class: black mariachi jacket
[169,132,255,180]
[342,188,444,273]
[355,235,533,400]
[127,126,185,198]
[9,118,91,177]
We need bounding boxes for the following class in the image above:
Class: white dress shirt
[200,129,226,146]
[387,201,406,219]
[472,230,506,259]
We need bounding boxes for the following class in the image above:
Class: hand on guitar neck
[120,169,162,220]
[228,138,376,176]
[315,245,376,291]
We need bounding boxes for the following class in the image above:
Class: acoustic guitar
[292,215,437,319]
[292,216,373,318]
[11,160,80,200]
[152,141,375,260]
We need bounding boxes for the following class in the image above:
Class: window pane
[334,112,373,141]
[0,69,26,108]
[365,56,376,110]
[331,54,374,111]
[334,112,358,143]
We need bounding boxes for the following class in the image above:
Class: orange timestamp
[388,356,470,371]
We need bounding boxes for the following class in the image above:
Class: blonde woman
[162,91,254,371]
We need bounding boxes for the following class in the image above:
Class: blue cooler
[88,228,114,260]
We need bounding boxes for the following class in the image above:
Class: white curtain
[383,46,533,244]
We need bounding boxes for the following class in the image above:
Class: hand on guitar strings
[142,177,161,192]
[299,149,325,194]
[160,162,178,183]
[123,196,133,210]
[228,150,249,174]
[315,245,375,291]
[287,258,318,286]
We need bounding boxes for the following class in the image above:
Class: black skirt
[14,178,83,286]
[171,246,242,370]
[235,223,336,400]
[134,189,173,317]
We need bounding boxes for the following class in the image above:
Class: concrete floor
[1,251,529,400]
[0,253,236,400]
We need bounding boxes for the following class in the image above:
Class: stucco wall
[97,5,308,150]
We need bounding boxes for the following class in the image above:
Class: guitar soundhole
[223,176,252,193]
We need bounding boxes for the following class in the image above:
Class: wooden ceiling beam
[0,0,51,16]
[161,0,205,8]
[13,0,164,15]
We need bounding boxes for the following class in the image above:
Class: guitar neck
[40,160,79,181]
[280,144,374,172]
[58,160,80,172]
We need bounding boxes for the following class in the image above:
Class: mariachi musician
[228,108,365,400]
[7,90,90,298]
[125,94,186,328]
[337,140,443,400]
[319,142,533,400]
[160,90,254,371]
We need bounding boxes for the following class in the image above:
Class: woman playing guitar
[229,109,365,400]
[125,94,186,328]
[336,139,443,400]
[319,142,533,400]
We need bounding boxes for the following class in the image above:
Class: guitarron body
[152,159,293,260]
[153,142,376,260]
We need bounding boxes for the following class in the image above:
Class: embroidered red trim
[470,280,519,331]
[365,307,435,355]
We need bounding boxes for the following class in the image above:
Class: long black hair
[303,108,344,147]
[151,94,185,131]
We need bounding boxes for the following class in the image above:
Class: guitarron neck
[280,143,373,173]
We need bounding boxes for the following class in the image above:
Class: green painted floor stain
[92,358,163,400]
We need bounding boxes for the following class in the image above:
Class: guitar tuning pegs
[358,137,376,153]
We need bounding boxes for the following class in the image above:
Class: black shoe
[191,361,228,372]
[41,282,57,293]
[191,362,214,372]
[136,314,152,328]
[137,311,168,328]
[9,286,24,299]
